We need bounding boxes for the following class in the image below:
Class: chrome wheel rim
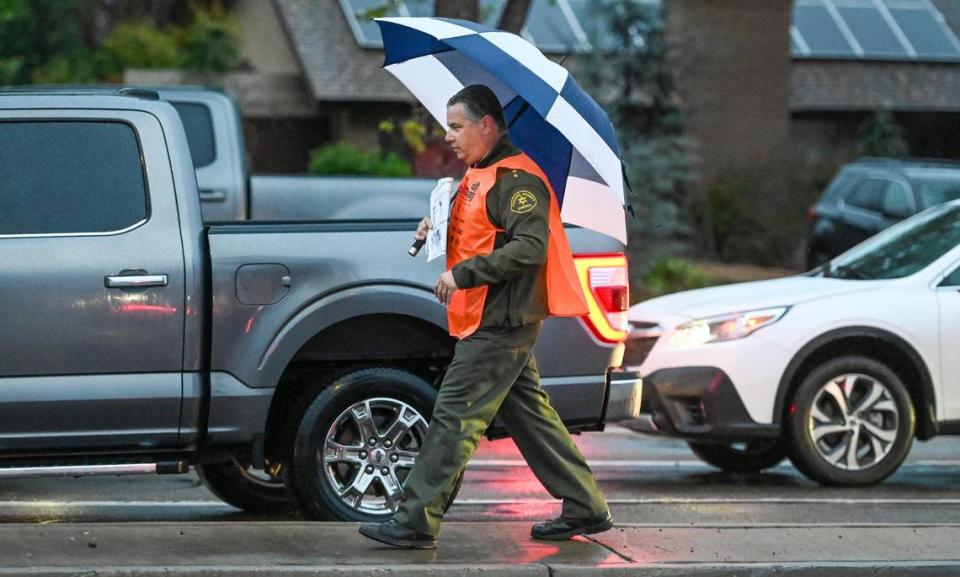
[808,373,899,471]
[321,397,428,516]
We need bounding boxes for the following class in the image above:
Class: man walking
[359,84,612,549]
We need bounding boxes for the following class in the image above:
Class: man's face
[445,103,492,166]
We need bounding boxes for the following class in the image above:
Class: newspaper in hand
[427,177,453,262]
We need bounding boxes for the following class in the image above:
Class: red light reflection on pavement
[512,541,561,564]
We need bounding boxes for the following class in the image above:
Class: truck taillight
[574,254,629,343]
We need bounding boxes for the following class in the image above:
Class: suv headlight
[670,307,789,347]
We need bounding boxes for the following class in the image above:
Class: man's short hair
[447,85,506,132]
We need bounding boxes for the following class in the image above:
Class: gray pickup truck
[0,87,640,522]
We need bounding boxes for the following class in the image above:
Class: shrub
[0,57,24,85]
[640,257,712,300]
[177,4,242,73]
[100,21,179,77]
[30,52,100,84]
[308,143,412,176]
[856,110,910,158]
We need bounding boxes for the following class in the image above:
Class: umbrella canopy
[375,17,629,244]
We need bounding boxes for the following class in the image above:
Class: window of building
[0,121,148,236]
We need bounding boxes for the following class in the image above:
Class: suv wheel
[687,439,786,473]
[196,457,293,514]
[286,367,462,522]
[786,356,914,486]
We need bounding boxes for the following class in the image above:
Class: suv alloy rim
[808,373,899,471]
[321,397,428,515]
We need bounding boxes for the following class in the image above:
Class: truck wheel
[286,367,463,522]
[786,356,915,486]
[687,439,786,473]
[196,458,293,514]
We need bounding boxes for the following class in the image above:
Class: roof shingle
[274,0,414,102]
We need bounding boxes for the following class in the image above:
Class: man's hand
[415,217,433,242]
[434,270,458,305]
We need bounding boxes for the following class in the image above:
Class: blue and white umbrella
[375,17,629,244]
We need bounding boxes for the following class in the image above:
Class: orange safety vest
[446,152,589,339]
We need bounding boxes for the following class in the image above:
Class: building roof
[274,0,414,102]
[276,0,960,112]
[792,60,960,111]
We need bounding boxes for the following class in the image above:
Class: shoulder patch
[510,190,538,214]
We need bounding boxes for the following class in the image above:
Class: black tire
[286,367,463,522]
[786,355,915,487]
[687,439,787,473]
[196,458,294,514]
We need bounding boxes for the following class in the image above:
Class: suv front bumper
[631,367,778,441]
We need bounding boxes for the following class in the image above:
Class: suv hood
[631,275,882,321]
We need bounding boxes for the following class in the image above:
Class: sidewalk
[6,521,960,576]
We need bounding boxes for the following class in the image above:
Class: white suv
[627,200,960,486]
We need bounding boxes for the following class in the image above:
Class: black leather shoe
[359,519,438,549]
[531,512,613,540]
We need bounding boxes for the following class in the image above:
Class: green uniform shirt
[450,136,551,328]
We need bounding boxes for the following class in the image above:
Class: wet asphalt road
[1,425,960,526]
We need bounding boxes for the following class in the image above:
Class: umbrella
[375,16,629,244]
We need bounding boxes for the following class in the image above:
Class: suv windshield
[912,176,960,209]
[827,203,960,280]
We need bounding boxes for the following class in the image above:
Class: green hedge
[308,143,412,177]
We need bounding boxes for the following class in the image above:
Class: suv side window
[942,266,960,288]
[0,121,147,236]
[845,178,887,213]
[881,180,913,218]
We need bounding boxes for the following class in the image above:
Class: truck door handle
[104,274,168,289]
[199,189,228,203]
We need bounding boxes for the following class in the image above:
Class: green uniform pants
[393,322,608,537]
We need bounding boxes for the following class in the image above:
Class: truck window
[0,121,147,235]
[170,102,216,168]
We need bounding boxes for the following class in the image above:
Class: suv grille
[675,398,706,427]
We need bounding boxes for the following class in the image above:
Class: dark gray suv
[807,157,960,269]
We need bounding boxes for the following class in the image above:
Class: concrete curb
[7,522,960,576]
[551,561,960,576]
[0,566,548,577]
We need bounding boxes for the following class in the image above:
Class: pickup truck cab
[0,87,639,521]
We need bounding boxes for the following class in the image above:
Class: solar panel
[793,1,857,56]
[340,0,399,48]
[525,0,589,53]
[885,1,960,58]
[340,0,647,54]
[837,5,907,57]
[792,0,960,61]
[406,0,435,17]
